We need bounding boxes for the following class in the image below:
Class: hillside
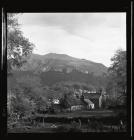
[8,53,108,88]
[21,53,108,76]
[40,70,107,88]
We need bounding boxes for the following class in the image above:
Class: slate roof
[83,93,101,99]
[67,98,87,106]
[83,93,101,108]
[66,97,94,107]
[84,99,94,104]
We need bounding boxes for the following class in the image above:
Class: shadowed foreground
[8,110,127,133]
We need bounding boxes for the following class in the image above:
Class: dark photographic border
[0,0,133,139]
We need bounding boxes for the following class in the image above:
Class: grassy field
[34,110,116,118]
[8,109,127,133]
[8,121,126,133]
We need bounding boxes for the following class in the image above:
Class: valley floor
[8,109,127,133]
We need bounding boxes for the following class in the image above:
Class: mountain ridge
[21,53,108,76]
[31,53,107,66]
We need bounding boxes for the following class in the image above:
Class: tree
[7,13,34,72]
[34,97,47,114]
[82,84,89,90]
[7,89,36,124]
[107,49,126,99]
[7,73,48,124]
[15,74,45,98]
[59,94,70,109]
[73,84,80,89]
[59,89,74,111]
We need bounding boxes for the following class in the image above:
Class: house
[69,99,87,111]
[51,98,61,112]
[46,98,61,113]
[65,96,95,111]
[83,90,108,109]
[83,99,94,109]
[52,99,60,104]
[83,92,101,108]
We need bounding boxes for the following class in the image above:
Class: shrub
[55,125,69,132]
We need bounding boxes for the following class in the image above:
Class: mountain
[21,53,108,76]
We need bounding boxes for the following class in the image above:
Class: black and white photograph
[6,12,128,133]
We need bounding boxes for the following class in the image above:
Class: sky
[16,13,126,67]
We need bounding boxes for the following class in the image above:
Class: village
[8,86,126,133]
[50,88,108,113]
[6,13,127,133]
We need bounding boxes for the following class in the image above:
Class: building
[84,99,94,109]
[65,97,95,111]
[69,99,87,111]
[52,99,60,104]
[83,92,101,108]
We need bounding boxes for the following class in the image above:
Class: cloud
[17,13,126,67]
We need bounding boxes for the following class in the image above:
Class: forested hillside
[20,53,108,76]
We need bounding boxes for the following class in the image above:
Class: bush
[68,127,81,132]
[55,125,69,132]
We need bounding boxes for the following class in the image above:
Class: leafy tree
[15,74,47,100]
[7,73,49,124]
[14,94,35,116]
[82,84,89,90]
[73,84,80,89]
[107,49,126,99]
[7,13,34,72]
[59,93,71,109]
[7,89,36,123]
[34,97,47,113]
